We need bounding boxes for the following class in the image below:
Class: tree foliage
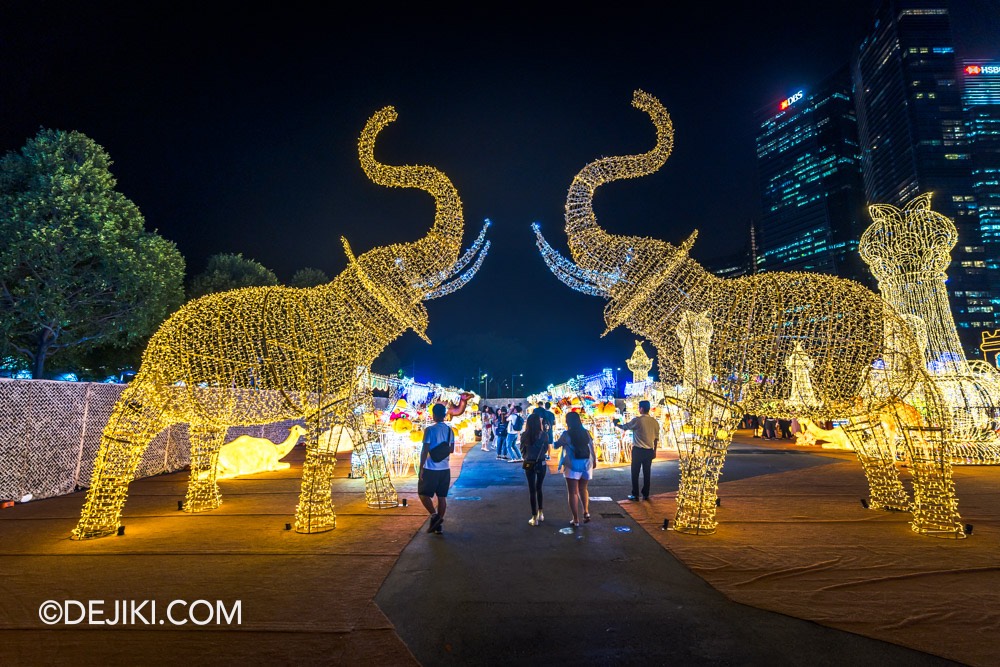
[187,252,279,299]
[0,128,185,378]
[289,267,330,288]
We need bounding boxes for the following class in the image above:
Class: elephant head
[352,106,490,343]
[534,90,703,335]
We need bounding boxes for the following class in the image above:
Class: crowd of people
[421,399,661,533]
[740,414,796,440]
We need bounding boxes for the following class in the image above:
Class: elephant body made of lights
[535,89,965,538]
[73,106,490,539]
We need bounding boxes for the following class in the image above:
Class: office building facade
[753,66,870,285]
[853,0,992,353]
[964,61,1000,322]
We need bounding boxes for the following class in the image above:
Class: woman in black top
[521,413,548,526]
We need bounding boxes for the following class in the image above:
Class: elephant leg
[294,412,339,533]
[842,417,910,512]
[349,389,398,509]
[671,401,735,535]
[897,424,965,538]
[184,425,226,512]
[72,384,167,540]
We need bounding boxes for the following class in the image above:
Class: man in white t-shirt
[419,403,454,534]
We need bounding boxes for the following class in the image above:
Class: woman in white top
[553,410,597,527]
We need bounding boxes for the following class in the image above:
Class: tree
[187,252,279,299]
[0,128,185,379]
[289,267,329,288]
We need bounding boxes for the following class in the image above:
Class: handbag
[522,435,546,471]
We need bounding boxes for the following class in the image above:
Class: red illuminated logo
[780,90,803,110]
[966,64,1000,75]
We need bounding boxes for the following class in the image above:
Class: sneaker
[627,495,638,501]
[434,521,443,535]
[528,516,538,526]
[510,458,523,463]
[537,509,544,523]
[427,513,443,533]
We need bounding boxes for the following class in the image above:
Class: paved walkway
[376,438,960,666]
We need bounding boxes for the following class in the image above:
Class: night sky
[2,2,998,394]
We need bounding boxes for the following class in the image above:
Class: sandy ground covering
[622,437,1000,667]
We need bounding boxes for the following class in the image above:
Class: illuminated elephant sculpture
[73,106,490,539]
[534,89,965,538]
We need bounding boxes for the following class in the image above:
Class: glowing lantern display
[535,89,965,538]
[72,104,490,540]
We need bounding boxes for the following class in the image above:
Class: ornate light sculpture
[535,89,965,538]
[859,195,1000,465]
[73,105,490,539]
[626,340,653,383]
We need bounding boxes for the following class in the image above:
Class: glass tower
[963,60,1000,327]
[852,0,990,355]
[753,66,870,285]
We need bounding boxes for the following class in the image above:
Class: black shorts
[418,468,451,498]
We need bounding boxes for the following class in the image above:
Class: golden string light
[536,89,966,538]
[860,195,1000,465]
[626,340,653,383]
[72,106,489,539]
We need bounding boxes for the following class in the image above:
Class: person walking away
[613,399,659,501]
[505,405,525,462]
[554,410,596,527]
[778,418,793,440]
[419,403,454,535]
[495,406,509,459]
[542,401,556,458]
[521,413,548,526]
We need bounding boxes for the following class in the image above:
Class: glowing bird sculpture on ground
[73,106,490,539]
[535,89,965,538]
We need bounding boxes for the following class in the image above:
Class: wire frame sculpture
[626,340,653,382]
[860,195,1000,465]
[535,89,965,538]
[72,106,490,539]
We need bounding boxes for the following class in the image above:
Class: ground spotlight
[964,524,974,535]
[860,498,869,509]
[116,526,125,536]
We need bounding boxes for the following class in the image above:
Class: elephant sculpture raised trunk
[73,106,490,539]
[535,89,965,538]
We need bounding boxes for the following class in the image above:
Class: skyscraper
[853,0,991,354]
[753,66,870,285]
[963,60,1000,322]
